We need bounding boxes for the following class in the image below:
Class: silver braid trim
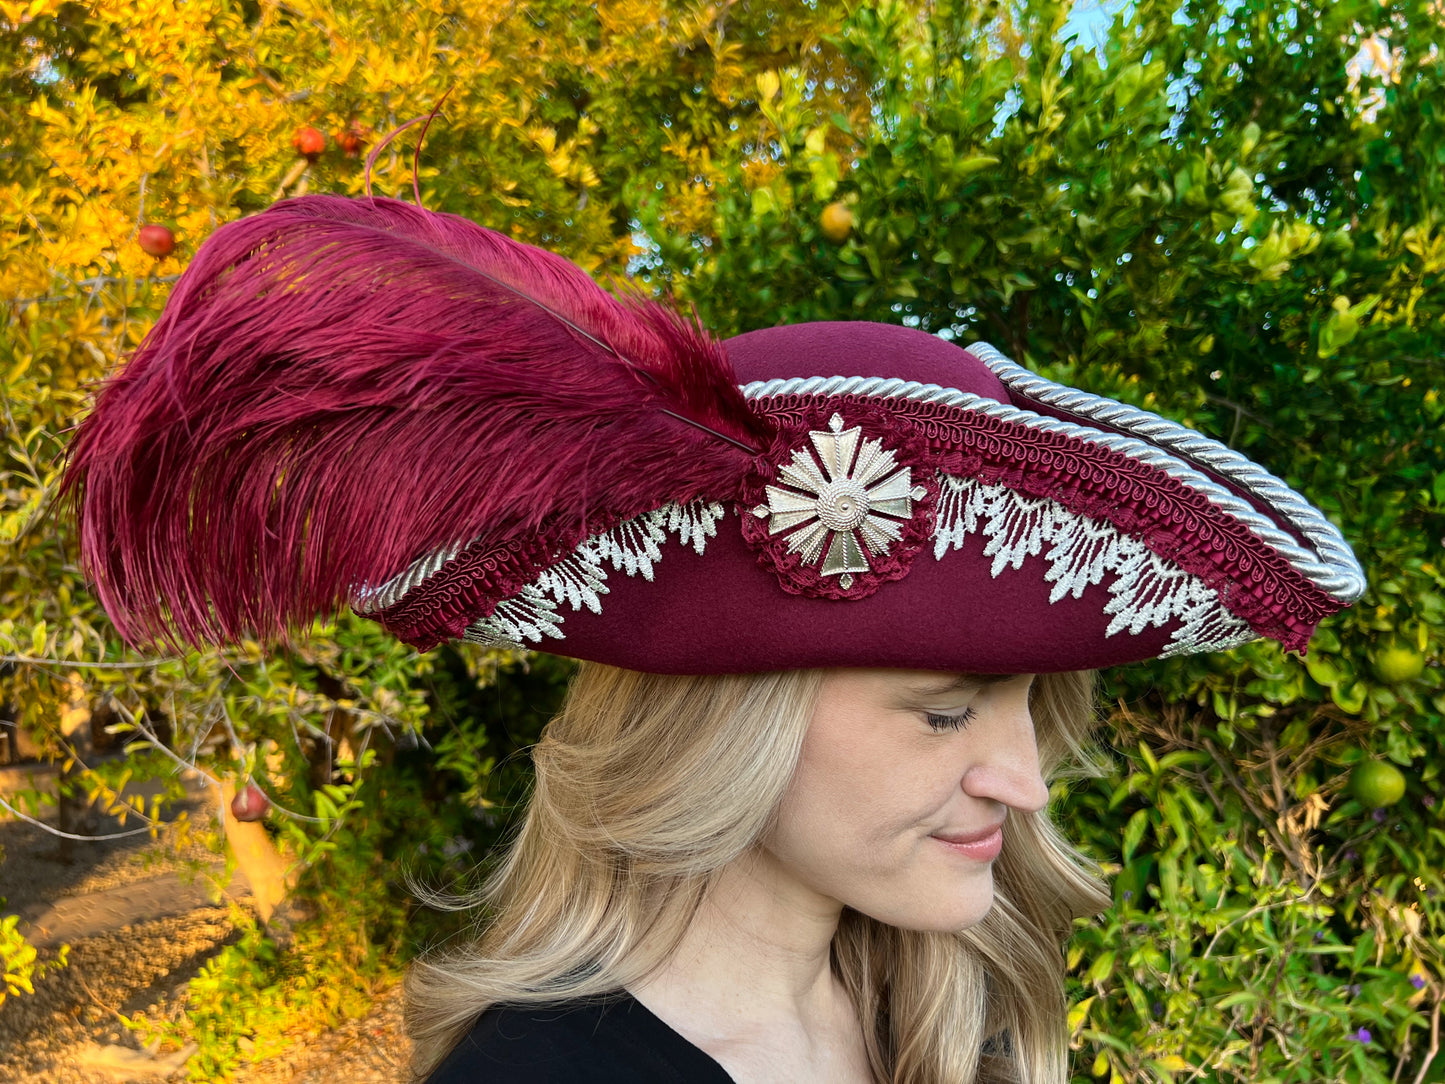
[353,540,465,614]
[740,360,1365,604]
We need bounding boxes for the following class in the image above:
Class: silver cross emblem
[752,414,927,590]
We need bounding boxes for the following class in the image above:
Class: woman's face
[763,669,1048,933]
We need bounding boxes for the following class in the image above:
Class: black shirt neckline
[425,988,736,1083]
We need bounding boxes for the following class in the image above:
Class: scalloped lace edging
[461,500,726,647]
[934,475,1255,657]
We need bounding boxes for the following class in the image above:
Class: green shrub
[646,1,1445,1078]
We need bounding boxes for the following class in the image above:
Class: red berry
[336,126,365,158]
[292,125,326,161]
[230,781,270,821]
[137,224,174,257]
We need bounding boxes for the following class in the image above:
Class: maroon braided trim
[754,394,1341,650]
[371,530,565,651]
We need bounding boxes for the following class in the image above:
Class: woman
[64,194,1364,1082]
[411,667,1101,1083]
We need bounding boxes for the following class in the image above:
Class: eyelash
[925,707,978,732]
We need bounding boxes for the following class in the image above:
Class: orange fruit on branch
[820,201,853,243]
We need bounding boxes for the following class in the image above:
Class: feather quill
[64,194,771,647]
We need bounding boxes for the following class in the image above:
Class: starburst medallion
[751,414,927,590]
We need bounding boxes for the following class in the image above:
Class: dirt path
[14,866,249,948]
[0,794,412,1083]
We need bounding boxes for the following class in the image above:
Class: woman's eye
[924,707,978,731]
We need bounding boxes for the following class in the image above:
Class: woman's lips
[931,821,1006,861]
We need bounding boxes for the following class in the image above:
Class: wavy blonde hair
[406,665,1107,1083]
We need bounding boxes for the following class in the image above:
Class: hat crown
[725,322,1011,401]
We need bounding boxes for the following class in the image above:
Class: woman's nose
[961,691,1050,813]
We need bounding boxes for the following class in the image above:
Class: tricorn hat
[65,195,1364,673]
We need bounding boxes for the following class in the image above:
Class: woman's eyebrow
[904,673,1012,698]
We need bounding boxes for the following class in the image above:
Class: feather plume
[64,194,771,647]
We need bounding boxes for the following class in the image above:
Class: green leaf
[1306,653,1343,687]
[953,155,999,175]
[1121,809,1150,862]
[1215,990,1261,1010]
[1332,680,1368,715]
[1088,951,1117,983]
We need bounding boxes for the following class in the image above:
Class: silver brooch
[751,414,926,590]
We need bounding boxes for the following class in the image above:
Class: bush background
[2,0,1443,1080]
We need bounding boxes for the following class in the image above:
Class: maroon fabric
[748,392,1332,649]
[369,322,1348,672]
[727,322,1011,400]
[543,524,1181,674]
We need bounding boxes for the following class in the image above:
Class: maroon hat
[65,195,1364,674]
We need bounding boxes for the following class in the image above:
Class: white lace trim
[462,500,727,648]
[933,475,1256,656]
[466,476,1254,656]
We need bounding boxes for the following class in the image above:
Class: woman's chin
[857,875,997,934]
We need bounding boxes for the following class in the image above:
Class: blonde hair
[406,665,1107,1083]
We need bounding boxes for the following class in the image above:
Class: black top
[424,992,737,1083]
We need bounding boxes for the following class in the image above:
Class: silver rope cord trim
[740,367,1365,604]
[966,342,1363,598]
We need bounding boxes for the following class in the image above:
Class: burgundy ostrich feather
[64,194,771,647]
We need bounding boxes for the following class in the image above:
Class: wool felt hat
[65,195,1365,673]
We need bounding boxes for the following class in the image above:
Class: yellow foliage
[2,0,863,344]
[0,0,871,1020]
[1247,219,1322,281]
